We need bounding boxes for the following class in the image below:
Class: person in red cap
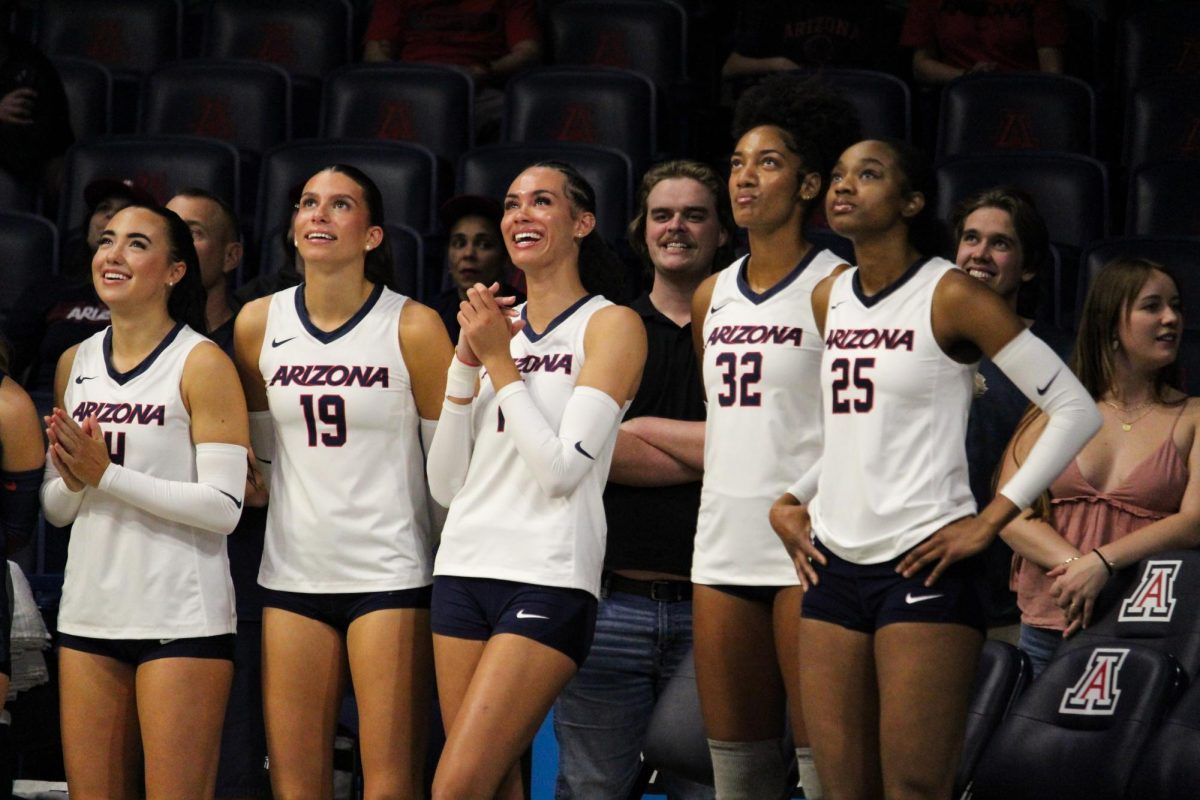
[433,194,524,341]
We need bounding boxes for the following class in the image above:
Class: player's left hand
[47,408,111,487]
[462,282,523,364]
[1047,554,1108,636]
[244,451,269,507]
[897,514,995,587]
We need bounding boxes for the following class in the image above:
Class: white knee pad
[707,738,789,800]
[795,746,824,800]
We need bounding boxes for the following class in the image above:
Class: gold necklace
[1103,399,1158,432]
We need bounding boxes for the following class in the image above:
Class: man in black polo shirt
[554,160,736,799]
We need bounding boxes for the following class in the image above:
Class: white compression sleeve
[248,411,274,487]
[785,457,821,505]
[496,382,622,498]
[992,329,1102,509]
[426,399,474,508]
[40,454,84,527]
[97,442,248,535]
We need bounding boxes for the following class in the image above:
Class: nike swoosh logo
[271,336,296,348]
[574,441,595,460]
[516,609,549,620]
[905,592,943,604]
[218,489,244,510]
[159,638,177,645]
[709,302,729,315]
[830,301,847,309]
[1037,369,1060,395]
[74,375,96,384]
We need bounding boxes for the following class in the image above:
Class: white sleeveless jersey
[58,324,236,639]
[257,284,433,592]
[434,295,621,597]
[693,249,846,586]
[810,257,977,564]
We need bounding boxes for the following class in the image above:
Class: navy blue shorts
[431,576,597,667]
[58,632,236,665]
[262,585,432,633]
[801,538,986,634]
[706,584,791,605]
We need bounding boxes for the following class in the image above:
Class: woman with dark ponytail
[426,160,646,799]
[234,165,452,798]
[41,203,251,798]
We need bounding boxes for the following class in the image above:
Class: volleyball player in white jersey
[688,75,859,799]
[233,165,451,799]
[426,161,645,799]
[771,139,1100,800]
[40,204,250,799]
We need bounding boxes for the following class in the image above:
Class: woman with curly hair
[689,74,860,799]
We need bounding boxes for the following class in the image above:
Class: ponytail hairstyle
[314,164,396,290]
[122,204,208,335]
[531,160,627,300]
[874,138,949,257]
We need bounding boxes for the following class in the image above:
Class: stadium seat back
[1127,677,1200,800]
[52,56,112,141]
[59,136,240,239]
[1128,160,1200,237]
[935,153,1108,252]
[456,143,632,245]
[970,644,1183,800]
[257,140,438,238]
[202,0,352,80]
[1124,77,1200,169]
[0,212,57,327]
[36,0,181,74]
[938,73,1095,157]
[321,63,474,165]
[1054,549,1200,679]
[503,67,656,173]
[1118,3,1200,95]
[800,68,912,142]
[549,0,687,88]
[141,60,291,154]
[0,168,36,213]
[956,641,1031,795]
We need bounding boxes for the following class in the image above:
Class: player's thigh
[58,646,141,800]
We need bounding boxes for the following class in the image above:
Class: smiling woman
[232,164,453,799]
[40,204,251,800]
[425,160,646,800]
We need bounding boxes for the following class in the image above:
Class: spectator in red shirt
[362,0,542,139]
[900,0,1067,84]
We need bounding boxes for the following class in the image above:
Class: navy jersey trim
[103,322,185,386]
[736,246,820,306]
[521,294,595,343]
[294,282,384,344]
[851,256,932,309]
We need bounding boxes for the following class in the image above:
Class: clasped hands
[456,282,525,367]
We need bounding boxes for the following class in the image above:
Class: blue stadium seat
[58,135,240,240]
[796,68,912,142]
[1126,159,1200,237]
[140,59,291,155]
[956,641,1031,796]
[503,66,657,173]
[935,153,1109,253]
[51,56,112,141]
[1127,677,1200,800]
[549,0,688,88]
[456,142,633,246]
[0,212,57,328]
[36,0,181,75]
[970,644,1184,800]
[321,63,474,166]
[1124,77,1200,169]
[0,169,36,214]
[256,140,439,239]
[1118,2,1200,96]
[938,73,1096,157]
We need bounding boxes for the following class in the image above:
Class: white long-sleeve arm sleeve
[248,411,275,487]
[426,358,480,508]
[496,382,623,499]
[784,456,822,505]
[40,454,85,527]
[992,329,1102,509]
[96,442,248,535]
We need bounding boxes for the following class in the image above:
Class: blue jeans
[554,590,714,800]
[1018,623,1062,679]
